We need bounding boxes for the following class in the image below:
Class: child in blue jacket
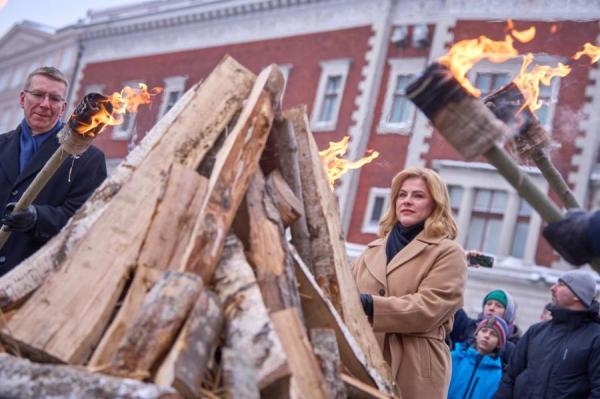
[448,315,509,399]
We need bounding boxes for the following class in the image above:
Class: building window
[311,58,351,132]
[159,76,187,117]
[474,72,510,98]
[378,58,425,134]
[59,48,75,71]
[361,188,390,234]
[447,185,463,217]
[0,71,9,91]
[465,189,507,254]
[11,65,26,88]
[510,199,531,258]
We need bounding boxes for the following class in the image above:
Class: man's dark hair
[23,66,69,91]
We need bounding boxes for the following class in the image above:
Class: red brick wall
[79,26,372,159]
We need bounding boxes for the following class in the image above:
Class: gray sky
[0,0,142,37]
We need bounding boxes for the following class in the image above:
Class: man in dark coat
[0,66,106,276]
[495,270,600,398]
[543,209,600,266]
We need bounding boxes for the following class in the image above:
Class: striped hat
[475,315,509,349]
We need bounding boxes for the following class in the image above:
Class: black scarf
[385,222,424,264]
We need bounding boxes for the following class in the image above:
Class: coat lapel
[14,131,61,188]
[386,230,445,275]
[0,130,20,187]
[363,237,387,287]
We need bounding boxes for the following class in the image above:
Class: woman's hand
[465,249,483,268]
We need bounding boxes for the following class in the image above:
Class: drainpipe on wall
[65,42,84,118]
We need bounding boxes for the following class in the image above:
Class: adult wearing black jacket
[495,270,600,398]
[0,66,106,276]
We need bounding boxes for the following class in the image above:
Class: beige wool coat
[352,229,467,399]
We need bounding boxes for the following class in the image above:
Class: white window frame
[311,58,352,132]
[112,80,141,141]
[361,187,391,234]
[277,63,292,103]
[158,75,188,118]
[11,64,26,88]
[378,58,426,134]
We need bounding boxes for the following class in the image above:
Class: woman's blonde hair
[378,167,457,239]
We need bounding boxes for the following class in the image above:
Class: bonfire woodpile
[0,56,398,398]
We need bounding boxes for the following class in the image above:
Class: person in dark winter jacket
[495,270,600,399]
[449,289,521,367]
[0,66,106,275]
[449,315,509,399]
[543,209,600,266]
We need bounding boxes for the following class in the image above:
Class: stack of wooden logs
[0,56,398,399]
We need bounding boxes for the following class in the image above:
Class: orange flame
[438,35,518,96]
[573,43,600,64]
[506,20,536,43]
[319,136,379,190]
[513,53,571,111]
[550,25,558,33]
[76,83,162,135]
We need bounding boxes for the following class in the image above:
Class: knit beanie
[475,315,509,349]
[483,290,508,308]
[559,270,598,307]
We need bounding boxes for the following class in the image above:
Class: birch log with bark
[285,106,396,394]
[108,272,202,380]
[290,246,396,396]
[310,328,347,399]
[0,56,256,364]
[212,234,290,393]
[180,64,283,283]
[0,82,199,310]
[89,165,207,368]
[155,290,223,399]
[0,354,178,399]
[222,347,260,399]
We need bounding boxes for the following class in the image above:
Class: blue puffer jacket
[495,301,600,398]
[448,343,503,399]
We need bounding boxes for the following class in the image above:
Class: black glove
[360,293,373,318]
[1,202,38,232]
[542,209,593,266]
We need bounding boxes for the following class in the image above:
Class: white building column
[456,186,474,246]
[498,191,520,256]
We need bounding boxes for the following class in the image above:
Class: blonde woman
[352,167,467,399]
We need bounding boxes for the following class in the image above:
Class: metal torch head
[68,92,114,137]
[483,82,537,137]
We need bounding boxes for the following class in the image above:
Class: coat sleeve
[588,334,600,399]
[31,148,107,242]
[371,243,466,334]
[494,326,531,399]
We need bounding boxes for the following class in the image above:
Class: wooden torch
[0,93,112,250]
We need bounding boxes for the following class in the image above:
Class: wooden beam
[180,64,283,283]
[271,308,329,399]
[0,354,179,399]
[154,289,222,399]
[107,271,202,380]
[1,56,256,364]
[0,81,200,311]
[310,328,348,399]
[89,165,207,369]
[341,373,395,399]
[285,106,396,394]
[212,234,290,392]
[266,170,303,228]
[290,246,396,396]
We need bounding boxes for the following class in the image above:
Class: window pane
[518,199,531,217]
[510,221,529,258]
[482,219,502,254]
[163,90,181,115]
[389,95,413,124]
[370,196,385,224]
[490,191,507,213]
[474,189,492,211]
[475,74,492,95]
[466,217,485,250]
[319,95,337,122]
[492,73,510,91]
[325,76,341,92]
[447,185,463,210]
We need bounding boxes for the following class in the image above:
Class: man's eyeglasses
[24,90,65,105]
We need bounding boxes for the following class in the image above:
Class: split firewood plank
[212,234,290,393]
[268,117,313,271]
[89,165,207,369]
[310,328,347,399]
[0,83,199,310]
[0,354,179,399]
[271,308,329,399]
[1,56,256,364]
[222,347,260,399]
[266,169,303,228]
[286,106,396,393]
[180,64,283,283]
[341,373,395,399]
[234,169,302,313]
[290,246,396,396]
[155,289,223,399]
[107,271,202,380]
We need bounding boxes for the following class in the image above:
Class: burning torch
[0,93,113,250]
